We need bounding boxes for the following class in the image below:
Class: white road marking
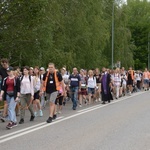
[0,91,146,144]
[78,91,144,113]
[0,116,64,140]
[77,105,102,113]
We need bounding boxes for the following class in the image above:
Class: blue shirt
[69,74,81,87]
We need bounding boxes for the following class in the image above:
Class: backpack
[20,75,31,82]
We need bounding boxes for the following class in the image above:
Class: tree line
[0,0,150,70]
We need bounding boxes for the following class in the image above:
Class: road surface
[0,91,150,150]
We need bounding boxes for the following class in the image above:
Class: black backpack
[20,75,31,82]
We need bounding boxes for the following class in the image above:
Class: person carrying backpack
[40,63,66,123]
[19,66,35,124]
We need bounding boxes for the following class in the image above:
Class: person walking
[0,68,20,129]
[40,63,65,123]
[69,68,81,110]
[127,67,134,95]
[19,66,35,124]
[0,58,13,122]
[143,68,150,91]
[101,67,113,104]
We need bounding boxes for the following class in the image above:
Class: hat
[62,67,66,71]
[30,67,33,70]
[6,67,13,72]
[40,67,45,71]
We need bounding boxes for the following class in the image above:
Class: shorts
[46,91,58,103]
[122,84,127,89]
[127,80,133,86]
[88,87,95,95]
[34,91,40,100]
[78,88,87,95]
[144,79,149,84]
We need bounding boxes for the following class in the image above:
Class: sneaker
[79,104,82,107]
[46,117,52,123]
[72,107,76,110]
[0,116,6,122]
[85,100,87,104]
[102,101,105,104]
[58,111,61,114]
[12,122,18,127]
[19,118,24,124]
[39,110,43,117]
[34,112,38,117]
[30,116,35,121]
[53,114,57,120]
[6,122,13,129]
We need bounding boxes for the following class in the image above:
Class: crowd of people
[0,58,149,129]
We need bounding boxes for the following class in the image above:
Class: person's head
[129,67,132,70]
[73,68,78,75]
[80,69,84,76]
[48,63,55,73]
[115,68,120,73]
[88,70,94,76]
[145,68,148,71]
[122,67,125,71]
[6,68,14,77]
[1,58,9,69]
[34,66,40,75]
[29,67,34,75]
[102,67,106,73]
[95,68,100,74]
[109,69,114,74]
[40,67,45,75]
[23,66,30,75]
[61,67,66,75]
[13,70,20,77]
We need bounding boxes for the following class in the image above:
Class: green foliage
[0,0,150,70]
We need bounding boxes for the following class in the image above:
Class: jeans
[6,95,17,123]
[70,87,78,109]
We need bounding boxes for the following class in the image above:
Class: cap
[30,67,33,70]
[6,67,13,72]
[40,67,45,71]
[62,67,66,71]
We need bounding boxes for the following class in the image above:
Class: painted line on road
[0,91,146,144]
[0,116,64,140]
[77,104,102,113]
[77,91,145,113]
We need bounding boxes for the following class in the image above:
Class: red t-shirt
[6,78,14,91]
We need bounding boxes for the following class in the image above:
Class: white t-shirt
[87,77,96,88]
[62,74,69,84]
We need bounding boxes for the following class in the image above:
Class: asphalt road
[0,91,150,150]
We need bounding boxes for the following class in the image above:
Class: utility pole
[148,32,150,69]
[112,1,115,69]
